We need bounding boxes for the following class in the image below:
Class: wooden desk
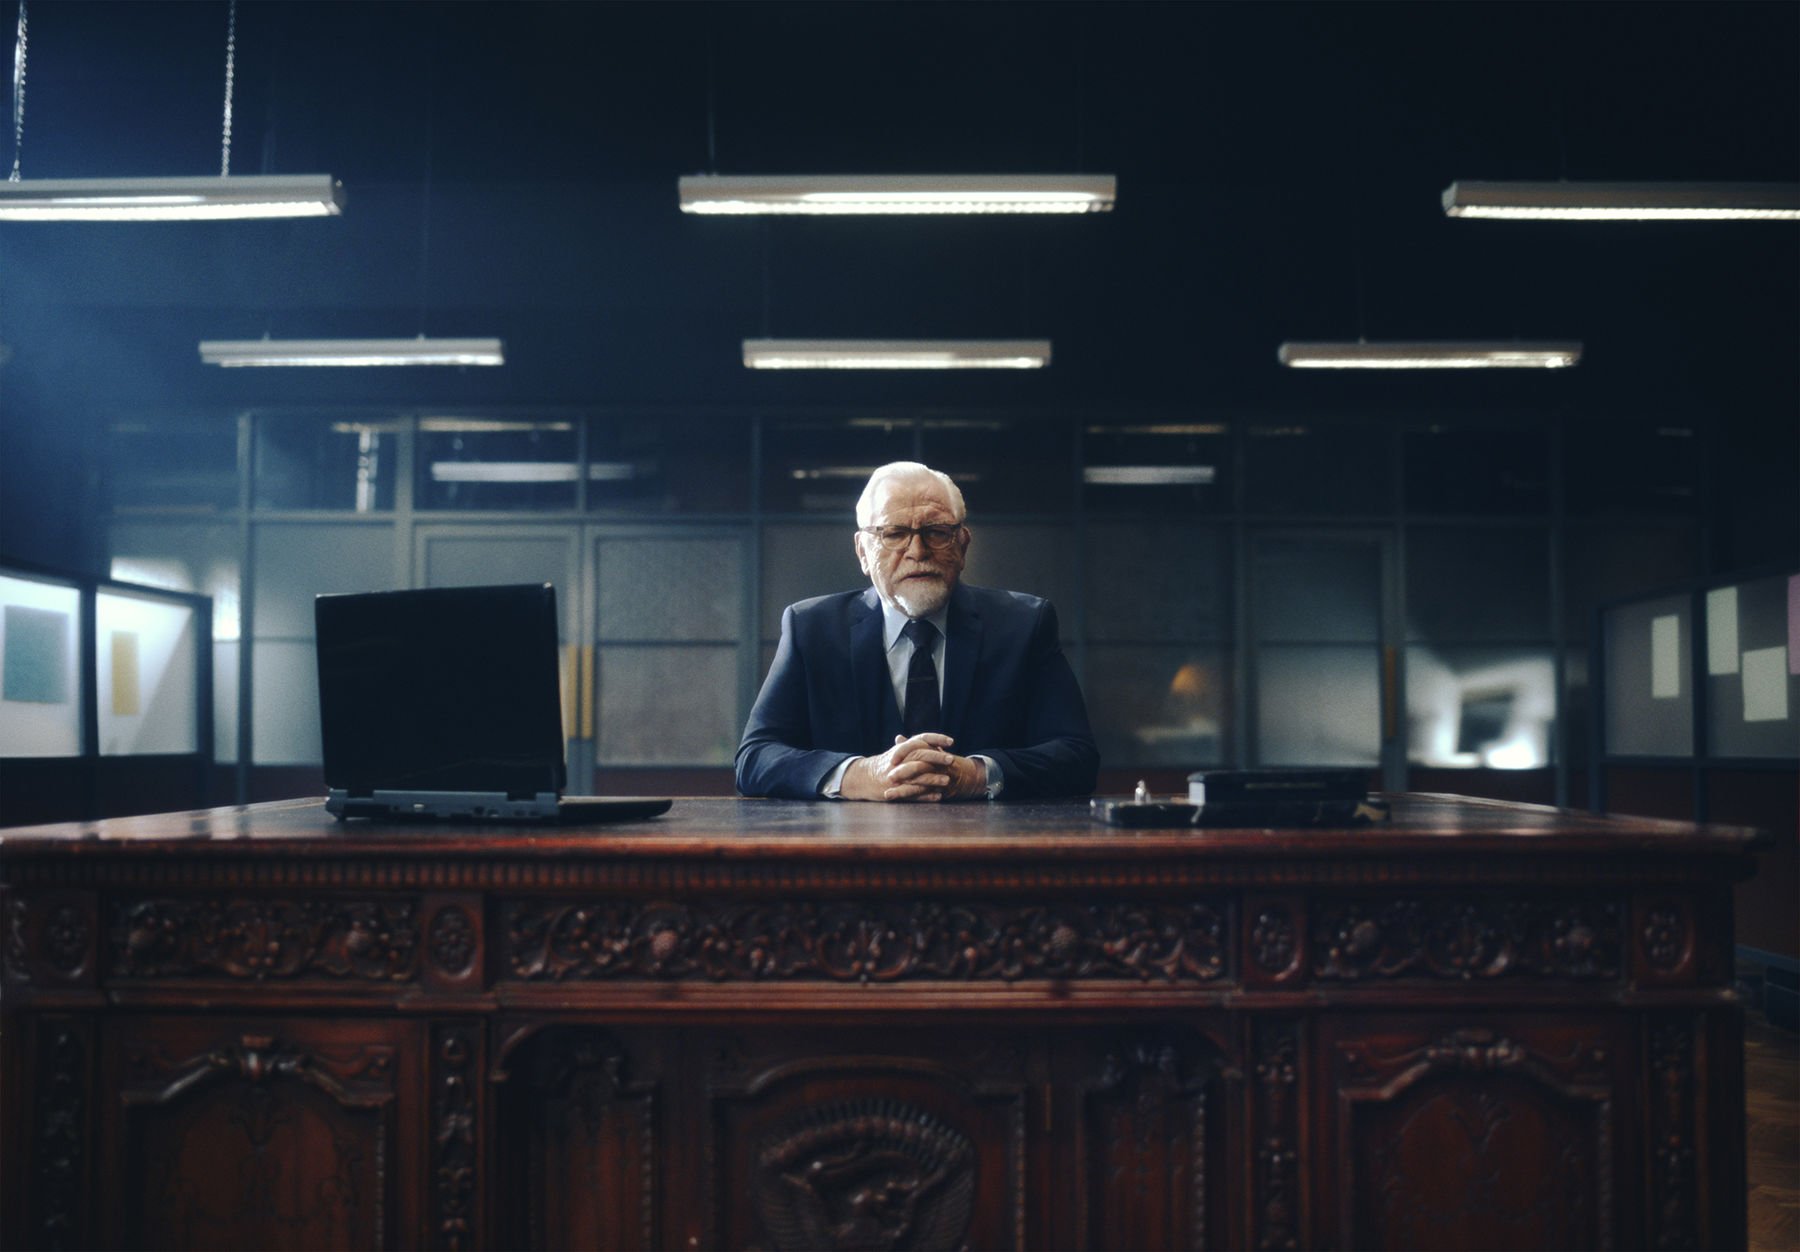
[0,794,1759,1251]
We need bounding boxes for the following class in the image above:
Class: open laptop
[315,583,670,824]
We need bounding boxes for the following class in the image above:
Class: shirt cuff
[971,754,1003,799]
[821,757,859,798]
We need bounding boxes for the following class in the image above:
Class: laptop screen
[315,583,567,801]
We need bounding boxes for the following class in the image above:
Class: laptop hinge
[327,789,561,821]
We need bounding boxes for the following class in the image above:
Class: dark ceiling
[1,0,1796,422]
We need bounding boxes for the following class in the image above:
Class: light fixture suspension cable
[220,0,236,176]
[704,27,717,172]
[415,32,436,336]
[1071,7,1085,171]
[10,0,26,181]
[759,219,771,337]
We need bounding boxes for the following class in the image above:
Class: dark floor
[1747,1009,1800,1252]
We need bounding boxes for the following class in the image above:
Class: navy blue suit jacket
[735,583,1099,800]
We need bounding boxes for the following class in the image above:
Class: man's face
[854,475,971,618]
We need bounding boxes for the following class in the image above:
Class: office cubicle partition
[1593,566,1799,1025]
[0,565,213,825]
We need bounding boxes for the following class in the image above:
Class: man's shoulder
[956,583,1054,619]
[783,588,877,628]
[787,588,873,614]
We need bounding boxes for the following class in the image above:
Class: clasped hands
[841,733,987,802]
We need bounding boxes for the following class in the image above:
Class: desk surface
[0,791,1765,854]
[0,792,1764,898]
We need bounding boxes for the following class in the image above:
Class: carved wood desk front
[0,794,1759,1250]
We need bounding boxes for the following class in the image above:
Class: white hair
[854,462,967,526]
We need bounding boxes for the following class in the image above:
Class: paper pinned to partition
[111,630,141,716]
[1651,614,1682,699]
[1706,586,1740,675]
[1742,647,1789,722]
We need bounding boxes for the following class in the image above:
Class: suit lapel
[850,589,897,746]
[942,584,981,738]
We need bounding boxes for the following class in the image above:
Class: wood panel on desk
[0,794,1763,1252]
[102,1015,423,1251]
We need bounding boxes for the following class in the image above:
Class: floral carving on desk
[1649,1019,1697,1249]
[1313,897,1621,982]
[428,905,477,977]
[7,894,92,982]
[1639,902,1691,974]
[1252,1021,1301,1251]
[110,898,420,981]
[503,898,1228,983]
[1249,906,1300,977]
[33,1023,88,1248]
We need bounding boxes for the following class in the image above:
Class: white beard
[890,577,949,619]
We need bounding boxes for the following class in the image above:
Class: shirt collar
[880,599,949,652]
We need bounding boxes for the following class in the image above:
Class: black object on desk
[1093,768,1375,827]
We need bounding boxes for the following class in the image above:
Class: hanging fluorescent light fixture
[199,337,504,367]
[1442,181,1800,221]
[1277,341,1582,370]
[0,174,345,221]
[682,174,1115,215]
[1,1,342,222]
[743,339,1051,370]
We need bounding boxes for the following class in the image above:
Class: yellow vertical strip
[560,644,577,741]
[580,645,595,741]
[111,630,141,715]
[1382,646,1398,741]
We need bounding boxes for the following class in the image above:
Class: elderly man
[736,461,1099,801]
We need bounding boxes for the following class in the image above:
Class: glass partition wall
[102,409,1707,805]
[1,566,212,824]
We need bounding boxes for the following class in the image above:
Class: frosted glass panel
[214,640,239,763]
[597,646,738,765]
[961,524,1075,614]
[1705,574,1798,758]
[253,524,397,638]
[1086,645,1228,769]
[0,575,83,758]
[1257,645,1381,766]
[1604,593,1692,756]
[597,537,740,642]
[1084,523,1229,643]
[1252,537,1381,643]
[420,531,578,630]
[109,522,241,640]
[1406,528,1550,643]
[96,591,197,756]
[251,639,323,766]
[761,524,861,640]
[1407,646,1555,769]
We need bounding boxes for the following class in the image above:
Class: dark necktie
[901,619,941,736]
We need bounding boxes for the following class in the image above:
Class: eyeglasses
[860,523,964,551]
